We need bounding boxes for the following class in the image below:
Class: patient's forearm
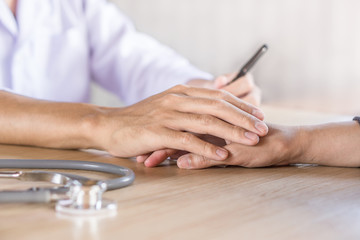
[0,91,100,149]
[295,121,360,167]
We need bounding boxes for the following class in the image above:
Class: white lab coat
[0,0,212,104]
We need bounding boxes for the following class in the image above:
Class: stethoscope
[0,159,135,216]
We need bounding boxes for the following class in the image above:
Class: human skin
[173,121,360,169]
[137,73,263,167]
[0,84,268,160]
[188,72,261,107]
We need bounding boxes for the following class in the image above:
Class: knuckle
[199,115,214,126]
[242,115,257,128]
[209,98,226,109]
[238,100,251,110]
[240,104,253,115]
[202,141,214,156]
[231,126,245,140]
[181,133,195,146]
[171,84,189,92]
[161,93,179,106]
[193,155,208,168]
[215,89,229,99]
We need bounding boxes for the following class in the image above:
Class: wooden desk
[0,106,358,240]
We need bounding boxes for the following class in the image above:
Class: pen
[227,44,268,85]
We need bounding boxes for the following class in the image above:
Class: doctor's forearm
[0,91,100,149]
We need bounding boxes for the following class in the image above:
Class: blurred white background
[93,0,360,114]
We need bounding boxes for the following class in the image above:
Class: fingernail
[178,156,191,169]
[252,109,265,120]
[216,148,228,159]
[255,122,269,134]
[244,131,259,141]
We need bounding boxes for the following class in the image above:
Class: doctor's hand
[175,125,296,169]
[94,85,268,160]
[187,73,261,107]
[137,73,262,167]
[215,73,261,107]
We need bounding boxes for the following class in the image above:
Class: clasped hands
[93,72,286,169]
[132,73,271,169]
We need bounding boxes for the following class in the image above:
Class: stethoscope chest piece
[56,180,117,216]
[0,159,135,216]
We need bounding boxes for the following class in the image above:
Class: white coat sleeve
[84,0,212,105]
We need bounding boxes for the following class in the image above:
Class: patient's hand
[138,125,300,169]
[139,121,360,169]
[175,125,301,169]
[136,134,227,167]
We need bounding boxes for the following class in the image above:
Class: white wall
[94,0,360,114]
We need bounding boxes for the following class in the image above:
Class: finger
[137,154,151,163]
[177,153,222,169]
[162,129,229,161]
[144,149,178,168]
[177,143,259,169]
[167,84,264,120]
[188,87,263,120]
[172,95,268,136]
[166,112,260,145]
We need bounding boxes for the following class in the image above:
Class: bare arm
[174,121,360,169]
[0,90,97,149]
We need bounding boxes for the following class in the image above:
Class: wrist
[78,104,111,150]
[285,126,310,165]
